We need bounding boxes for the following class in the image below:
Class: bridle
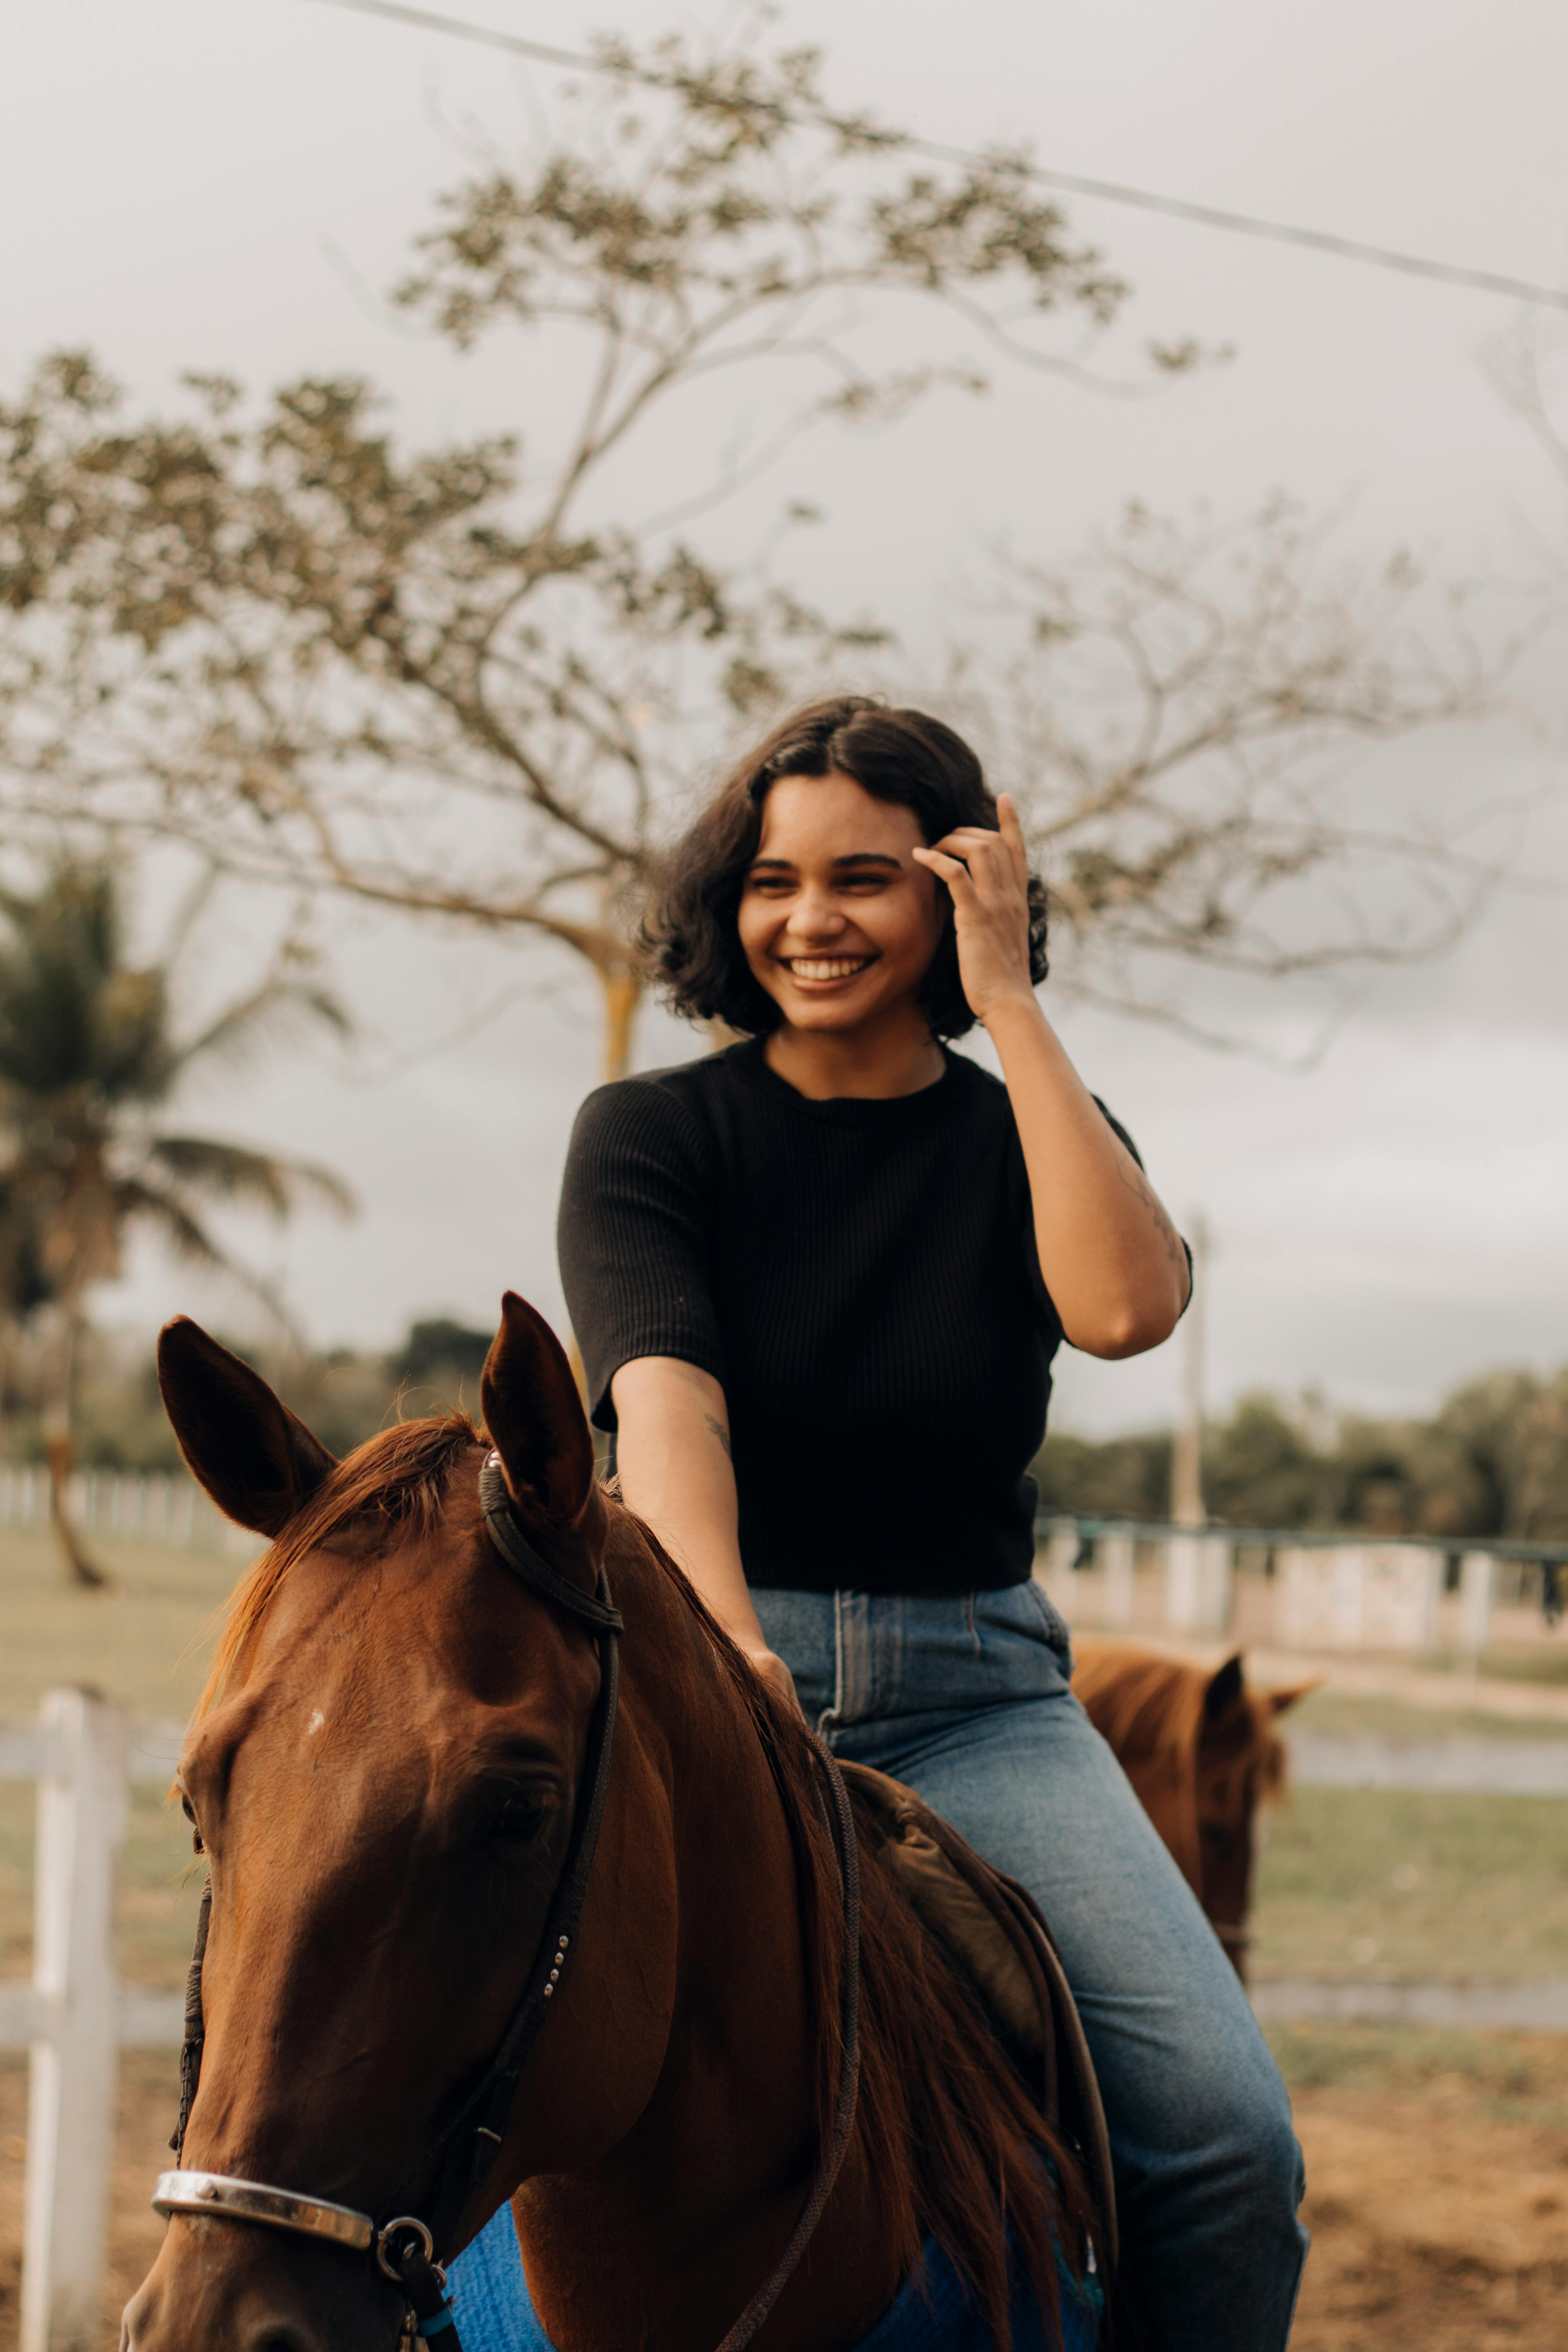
[153,1457,860,2351]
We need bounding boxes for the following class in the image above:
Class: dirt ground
[1287,2089,1568,2349]
[0,2042,1564,2348]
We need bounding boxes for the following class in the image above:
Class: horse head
[123,1292,676,2352]
[1191,1657,1316,1980]
[1071,1641,1316,1983]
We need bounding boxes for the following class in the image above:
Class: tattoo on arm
[704,1412,733,1463]
[1111,1150,1192,1294]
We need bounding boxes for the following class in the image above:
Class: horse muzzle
[121,2189,416,2352]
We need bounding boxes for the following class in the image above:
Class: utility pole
[1170,1210,1210,1528]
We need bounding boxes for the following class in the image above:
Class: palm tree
[0,861,352,1585]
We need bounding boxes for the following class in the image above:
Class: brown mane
[195,1421,1091,2350]
[618,1503,1094,2348]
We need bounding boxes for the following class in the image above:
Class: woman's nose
[786,887,847,938]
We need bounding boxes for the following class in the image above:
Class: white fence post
[1459,1550,1495,1658]
[1165,1534,1233,1633]
[1097,1530,1136,1626]
[20,1690,129,2352]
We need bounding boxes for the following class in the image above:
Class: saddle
[837,1763,1124,2320]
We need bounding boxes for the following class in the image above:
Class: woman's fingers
[996,794,1031,892]
[925,830,1020,900]
[913,842,979,894]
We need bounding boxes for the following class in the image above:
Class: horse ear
[480,1292,595,1526]
[1266,1678,1321,1717]
[1203,1653,1246,1722]
[157,1318,337,1537]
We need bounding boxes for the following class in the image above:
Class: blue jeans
[751,1581,1307,2352]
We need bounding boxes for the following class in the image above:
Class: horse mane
[612,1506,1094,2350]
[195,1427,1092,2348]
[1072,1641,1288,1797]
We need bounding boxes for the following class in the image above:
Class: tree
[0,23,1503,1076]
[958,499,1500,1044]
[1035,1374,1568,1541]
[0,862,351,1584]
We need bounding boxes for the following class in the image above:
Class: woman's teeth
[787,958,870,979]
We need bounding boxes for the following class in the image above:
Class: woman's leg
[755,1584,1307,2352]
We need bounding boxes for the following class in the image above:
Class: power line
[305,0,1568,316]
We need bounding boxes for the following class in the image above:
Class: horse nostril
[247,2328,321,2352]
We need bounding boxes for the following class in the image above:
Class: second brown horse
[1072,1642,1312,1980]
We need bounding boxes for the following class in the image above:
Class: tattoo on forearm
[704,1412,733,1463]
[1112,1152,1191,1291]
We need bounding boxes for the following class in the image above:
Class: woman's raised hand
[911,792,1036,1026]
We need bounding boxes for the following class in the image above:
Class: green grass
[1416,1647,1568,1688]
[1254,1785,1568,1980]
[0,1527,249,1723]
[1287,1686,1568,1741]
[0,1528,247,1990]
[1265,2020,1568,2130]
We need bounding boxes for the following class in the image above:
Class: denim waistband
[750,1579,1074,1736]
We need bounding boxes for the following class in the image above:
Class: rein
[154,1458,861,2352]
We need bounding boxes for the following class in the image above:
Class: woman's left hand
[912,793,1036,1025]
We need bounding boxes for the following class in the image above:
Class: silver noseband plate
[153,2171,374,2253]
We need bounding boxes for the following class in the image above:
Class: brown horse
[1070,1643,1313,1982]
[125,1295,1100,2352]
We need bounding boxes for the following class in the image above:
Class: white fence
[2,1692,183,2352]
[0,1465,247,1553]
[1036,1518,1567,1655]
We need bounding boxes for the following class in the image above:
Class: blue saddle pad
[449,2200,1100,2351]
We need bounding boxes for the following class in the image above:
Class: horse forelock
[196,1411,483,1716]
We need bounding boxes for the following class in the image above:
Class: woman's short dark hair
[643,695,1049,1040]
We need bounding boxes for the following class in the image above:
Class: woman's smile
[777,953,878,984]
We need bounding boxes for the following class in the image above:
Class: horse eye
[180,1793,205,1855]
[491,1794,548,1845]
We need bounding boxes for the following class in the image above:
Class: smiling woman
[557,694,1304,2349]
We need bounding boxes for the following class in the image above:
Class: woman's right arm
[610,1355,799,1713]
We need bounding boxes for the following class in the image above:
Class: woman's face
[737,770,946,1034]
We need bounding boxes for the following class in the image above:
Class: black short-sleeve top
[557,1038,1144,1599]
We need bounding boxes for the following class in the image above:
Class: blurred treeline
[5,1327,1567,1545]
[1033,1370,1568,1541]
[0,1318,494,1471]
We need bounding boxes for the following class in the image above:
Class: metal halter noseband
[153,1456,860,2352]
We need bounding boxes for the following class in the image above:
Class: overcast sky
[3,0,1566,1434]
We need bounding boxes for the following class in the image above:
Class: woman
[558,698,1305,2350]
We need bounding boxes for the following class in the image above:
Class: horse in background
[1071,1644,1314,1982]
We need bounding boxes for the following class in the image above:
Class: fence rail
[1034,1516,1568,1653]
[0,1464,244,1553]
